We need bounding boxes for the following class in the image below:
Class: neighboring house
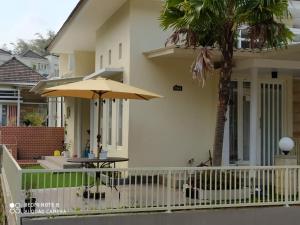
[0,57,47,126]
[0,49,59,78]
[0,48,12,65]
[34,0,300,167]
[0,50,61,127]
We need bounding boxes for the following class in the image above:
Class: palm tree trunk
[212,64,232,166]
[212,26,234,166]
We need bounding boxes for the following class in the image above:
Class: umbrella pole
[97,99,102,159]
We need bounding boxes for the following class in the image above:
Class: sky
[0,0,79,49]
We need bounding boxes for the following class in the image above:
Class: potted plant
[62,142,71,158]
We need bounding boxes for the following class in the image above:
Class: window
[117,100,123,146]
[100,55,103,69]
[236,28,250,48]
[0,105,7,126]
[118,43,122,59]
[107,100,113,145]
[108,50,112,65]
[32,64,37,70]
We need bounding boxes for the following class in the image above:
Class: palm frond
[191,48,214,87]
[248,20,293,49]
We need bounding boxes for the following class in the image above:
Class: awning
[83,67,123,80]
[30,76,83,94]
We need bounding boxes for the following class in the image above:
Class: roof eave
[46,0,88,52]
[0,82,38,87]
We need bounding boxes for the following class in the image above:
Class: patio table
[67,157,129,199]
[67,157,129,168]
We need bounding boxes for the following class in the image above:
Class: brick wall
[0,127,64,160]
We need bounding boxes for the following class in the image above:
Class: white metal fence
[19,166,300,217]
[1,145,22,204]
[2,145,300,219]
[1,145,22,225]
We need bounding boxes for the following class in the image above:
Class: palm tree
[160,0,293,165]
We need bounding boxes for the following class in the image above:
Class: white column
[75,99,82,157]
[56,97,62,127]
[48,98,54,127]
[250,68,258,165]
[17,88,20,126]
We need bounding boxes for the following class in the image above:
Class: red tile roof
[0,57,45,84]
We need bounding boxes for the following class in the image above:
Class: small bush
[23,112,44,126]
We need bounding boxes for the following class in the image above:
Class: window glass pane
[229,81,238,163]
[243,82,251,161]
[1,105,7,126]
[117,100,123,146]
[107,100,112,145]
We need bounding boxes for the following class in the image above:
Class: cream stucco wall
[94,2,131,162]
[58,54,69,78]
[74,51,95,77]
[95,2,130,73]
[55,0,219,164]
[91,0,219,166]
[127,0,218,167]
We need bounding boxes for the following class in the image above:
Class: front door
[228,80,251,165]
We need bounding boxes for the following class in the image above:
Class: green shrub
[23,112,44,126]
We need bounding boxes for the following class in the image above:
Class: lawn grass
[22,172,95,189]
[21,164,44,170]
[22,165,96,189]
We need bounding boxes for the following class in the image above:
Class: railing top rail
[21,165,300,174]
[2,144,22,171]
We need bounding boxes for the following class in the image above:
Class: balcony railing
[2,145,300,223]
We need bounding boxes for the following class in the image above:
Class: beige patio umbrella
[42,77,162,100]
[42,77,162,157]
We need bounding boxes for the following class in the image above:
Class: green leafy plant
[23,112,44,126]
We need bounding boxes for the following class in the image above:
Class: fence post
[284,167,289,207]
[166,169,172,213]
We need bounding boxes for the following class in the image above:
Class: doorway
[228,80,251,165]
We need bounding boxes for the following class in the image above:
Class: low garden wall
[0,127,64,161]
